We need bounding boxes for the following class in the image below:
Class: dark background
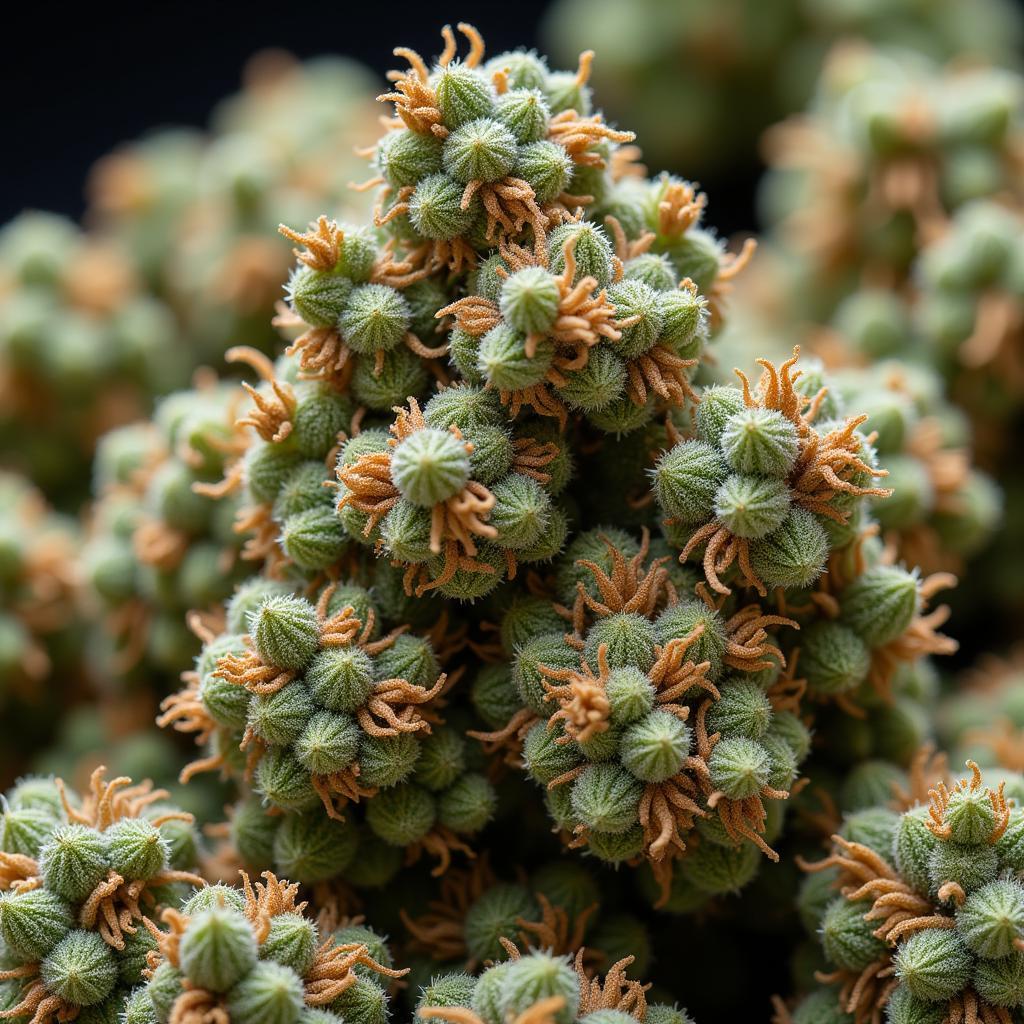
[0,3,553,224]
[0,0,760,234]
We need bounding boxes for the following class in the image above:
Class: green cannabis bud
[474,529,804,905]
[0,768,201,1023]
[141,870,405,1024]
[801,762,1024,1021]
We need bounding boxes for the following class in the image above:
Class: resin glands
[0,768,202,1024]
[473,528,805,902]
[159,580,496,877]
[369,23,633,271]
[653,349,890,598]
[276,216,448,395]
[437,212,710,430]
[140,870,405,1024]
[335,390,566,598]
[797,762,1024,1023]
[414,944,694,1024]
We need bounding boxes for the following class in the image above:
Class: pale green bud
[179,906,257,993]
[895,928,973,1003]
[713,474,791,540]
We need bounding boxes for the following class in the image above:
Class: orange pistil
[357,674,447,738]
[567,529,671,636]
[649,628,718,708]
[541,644,612,744]
[542,235,629,356]
[891,416,971,573]
[233,501,289,575]
[798,839,909,1019]
[400,859,496,964]
[80,866,205,950]
[429,480,498,557]
[624,342,699,408]
[0,971,78,1024]
[657,179,707,238]
[338,399,499,587]
[813,959,898,1024]
[279,216,348,271]
[498,381,569,428]
[419,998,568,1024]
[959,291,1024,397]
[926,760,1009,843]
[604,215,655,267]
[311,765,378,822]
[680,349,888,594]
[516,894,597,958]
[315,586,407,656]
[574,951,649,1019]
[213,646,295,696]
[680,523,764,597]
[58,766,190,833]
[305,938,408,1006]
[639,772,707,861]
[336,450,400,536]
[735,348,891,524]
[946,991,1014,1024]
[720,601,795,674]
[462,176,550,259]
[442,235,627,378]
[892,744,950,811]
[735,346,821,433]
[0,852,40,893]
[228,346,296,445]
[765,651,807,715]
[143,906,190,977]
[609,145,646,182]
[547,109,636,168]
[404,545,501,599]
[795,803,1024,1024]
[511,437,559,484]
[698,697,788,861]
[379,50,445,136]
[707,788,788,861]
[371,240,435,290]
[787,415,892,523]
[424,236,481,274]
[241,870,305,943]
[167,986,229,1024]
[215,584,402,699]
[377,24,484,138]
[706,238,757,328]
[435,295,502,337]
[467,707,540,771]
[276,314,355,390]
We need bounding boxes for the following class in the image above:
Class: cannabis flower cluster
[4,7,1024,1022]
